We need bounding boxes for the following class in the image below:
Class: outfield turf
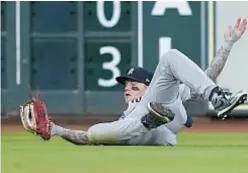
[2,132,248,173]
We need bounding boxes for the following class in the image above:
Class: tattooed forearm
[61,129,90,145]
[189,45,232,100]
[205,46,232,81]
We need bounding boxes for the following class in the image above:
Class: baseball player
[20,17,247,146]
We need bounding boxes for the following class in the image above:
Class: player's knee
[161,49,184,63]
[160,49,180,65]
[161,49,179,59]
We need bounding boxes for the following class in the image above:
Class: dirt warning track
[1,115,248,133]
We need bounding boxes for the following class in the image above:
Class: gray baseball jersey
[87,49,216,146]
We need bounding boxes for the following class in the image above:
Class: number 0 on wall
[96,1,121,28]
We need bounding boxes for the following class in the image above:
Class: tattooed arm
[205,18,247,81]
[204,45,231,81]
[50,122,90,145]
[186,18,247,100]
[205,17,247,81]
[188,43,233,101]
[61,129,90,145]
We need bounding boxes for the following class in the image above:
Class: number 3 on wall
[98,46,121,87]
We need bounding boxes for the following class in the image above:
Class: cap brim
[116,75,143,85]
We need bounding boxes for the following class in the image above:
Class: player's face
[124,80,148,103]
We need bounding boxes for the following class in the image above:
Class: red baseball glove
[19,98,51,140]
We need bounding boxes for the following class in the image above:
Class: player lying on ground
[20,17,247,146]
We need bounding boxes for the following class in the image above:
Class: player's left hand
[20,98,39,134]
[19,97,50,137]
[224,17,247,47]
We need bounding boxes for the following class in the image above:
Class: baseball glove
[19,97,51,140]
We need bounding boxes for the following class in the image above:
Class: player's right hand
[224,17,247,47]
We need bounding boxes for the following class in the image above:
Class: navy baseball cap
[116,67,153,86]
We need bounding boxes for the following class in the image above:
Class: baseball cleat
[210,87,247,118]
[141,102,174,130]
[218,91,247,117]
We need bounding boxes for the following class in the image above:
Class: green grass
[2,132,248,173]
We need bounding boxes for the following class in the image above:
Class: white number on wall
[98,46,121,87]
[96,1,121,28]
